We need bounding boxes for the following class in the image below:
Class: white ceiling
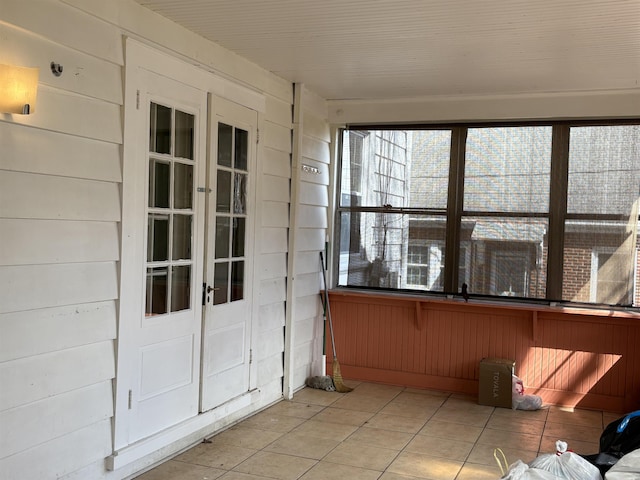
[135,0,640,102]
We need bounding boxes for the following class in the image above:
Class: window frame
[335,120,640,310]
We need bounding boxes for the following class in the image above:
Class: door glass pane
[213,262,229,305]
[174,163,193,209]
[171,265,191,312]
[149,159,170,208]
[234,173,247,214]
[235,128,248,171]
[215,217,230,259]
[216,170,231,213]
[175,110,194,160]
[231,261,244,301]
[147,214,169,262]
[218,123,232,167]
[232,217,245,257]
[149,103,171,154]
[146,267,168,315]
[172,214,192,260]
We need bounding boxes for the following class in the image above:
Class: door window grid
[145,102,196,316]
[213,123,249,305]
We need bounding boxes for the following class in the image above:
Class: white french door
[116,42,265,453]
[128,70,207,443]
[200,96,257,412]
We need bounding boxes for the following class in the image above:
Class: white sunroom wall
[289,86,331,391]
[0,0,325,479]
[0,2,123,478]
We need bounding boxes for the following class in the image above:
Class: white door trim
[124,39,266,113]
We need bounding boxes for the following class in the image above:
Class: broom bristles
[332,357,353,393]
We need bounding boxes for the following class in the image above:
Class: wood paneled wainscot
[327,290,640,413]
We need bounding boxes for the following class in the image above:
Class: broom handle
[319,252,338,359]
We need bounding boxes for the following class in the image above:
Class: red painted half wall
[326,290,640,413]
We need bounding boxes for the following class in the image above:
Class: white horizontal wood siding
[284,85,331,394]
[0,219,120,266]
[254,88,292,391]
[0,302,116,362]
[0,171,121,221]
[0,262,118,314]
[0,121,122,182]
[0,1,298,479]
[0,381,113,459]
[0,2,122,478]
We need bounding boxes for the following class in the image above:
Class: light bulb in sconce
[0,63,40,115]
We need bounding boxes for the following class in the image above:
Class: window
[490,250,530,296]
[564,126,639,306]
[407,241,444,290]
[463,126,551,299]
[145,103,196,315]
[590,248,633,304]
[336,123,639,308]
[212,123,249,304]
[338,130,451,290]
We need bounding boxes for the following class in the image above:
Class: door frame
[113,39,266,459]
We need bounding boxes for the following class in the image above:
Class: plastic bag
[512,375,543,410]
[495,448,563,479]
[529,440,602,480]
[501,460,564,479]
[605,448,640,479]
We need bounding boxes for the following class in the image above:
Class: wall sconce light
[0,63,40,115]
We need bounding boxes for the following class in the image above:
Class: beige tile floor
[136,381,618,480]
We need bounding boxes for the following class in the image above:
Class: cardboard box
[478,358,515,408]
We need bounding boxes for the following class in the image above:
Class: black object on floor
[600,411,640,457]
[580,452,620,476]
[582,410,640,475]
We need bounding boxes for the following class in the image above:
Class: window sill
[329,287,640,321]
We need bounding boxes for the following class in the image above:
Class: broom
[319,251,353,393]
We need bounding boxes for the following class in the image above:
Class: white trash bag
[605,448,640,480]
[501,460,564,479]
[495,449,563,480]
[512,375,543,410]
[529,440,602,480]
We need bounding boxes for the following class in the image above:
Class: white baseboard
[106,388,276,474]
